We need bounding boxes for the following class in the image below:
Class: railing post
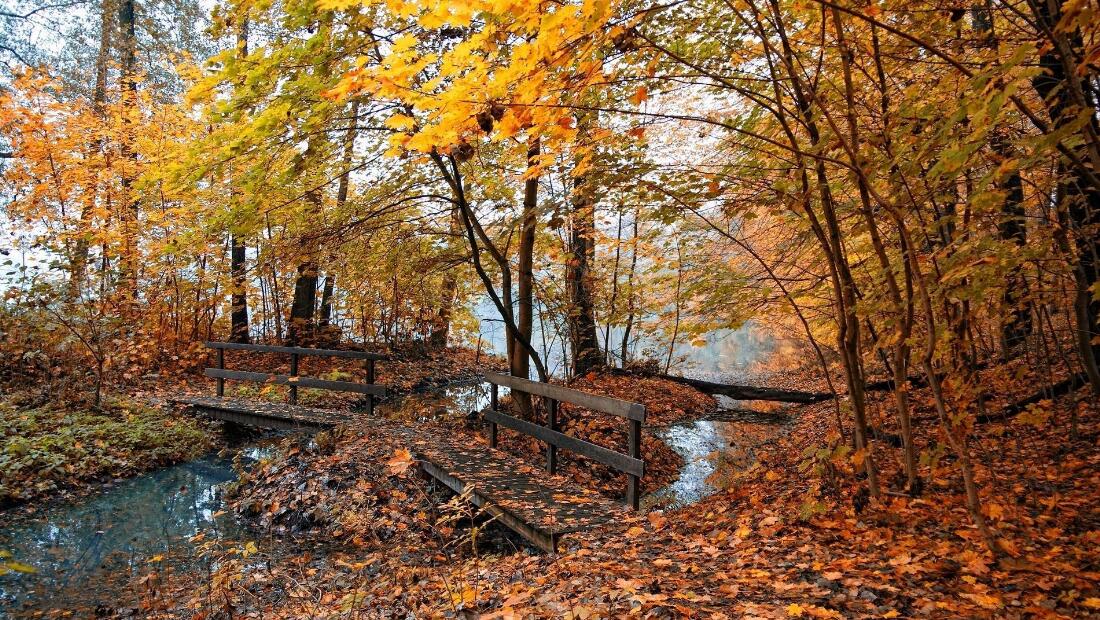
[216,348,225,397]
[289,353,299,405]
[626,418,641,510]
[547,398,558,474]
[489,383,499,448]
[366,359,376,415]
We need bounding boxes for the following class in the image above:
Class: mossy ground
[0,395,215,507]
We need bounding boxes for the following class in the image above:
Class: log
[976,372,1089,424]
[609,369,830,403]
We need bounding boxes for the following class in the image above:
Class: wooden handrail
[483,409,644,477]
[483,371,646,421]
[204,368,386,397]
[203,341,385,413]
[482,372,646,509]
[204,341,389,361]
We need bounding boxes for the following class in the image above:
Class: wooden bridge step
[398,427,629,551]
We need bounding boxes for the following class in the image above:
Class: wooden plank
[173,396,349,429]
[194,406,329,430]
[627,418,641,510]
[203,368,386,397]
[216,348,225,396]
[289,353,299,404]
[483,372,646,421]
[547,399,558,474]
[419,459,557,552]
[204,341,389,361]
[483,409,644,477]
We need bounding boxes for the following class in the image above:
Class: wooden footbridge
[171,342,646,551]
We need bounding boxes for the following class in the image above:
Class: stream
[0,444,271,614]
[0,327,794,615]
[644,400,792,510]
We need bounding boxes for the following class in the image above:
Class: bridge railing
[203,341,387,412]
[481,371,646,509]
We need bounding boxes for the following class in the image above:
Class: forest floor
[4,345,1098,618]
[130,355,1100,619]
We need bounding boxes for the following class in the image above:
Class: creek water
[0,325,796,614]
[643,401,792,510]
[0,445,273,615]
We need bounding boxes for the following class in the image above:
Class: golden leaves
[345,0,621,159]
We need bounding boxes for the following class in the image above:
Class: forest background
[1,0,1099,614]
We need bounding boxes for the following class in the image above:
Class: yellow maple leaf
[386,448,416,475]
[787,603,804,617]
[384,114,416,131]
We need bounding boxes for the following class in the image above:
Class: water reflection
[377,381,493,424]
[0,360,795,614]
[0,382,500,616]
[0,449,268,615]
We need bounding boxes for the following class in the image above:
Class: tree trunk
[69,0,112,299]
[229,21,251,344]
[316,99,358,340]
[769,8,880,498]
[287,261,319,345]
[620,213,639,364]
[1029,0,1100,394]
[431,205,461,348]
[287,186,321,345]
[510,140,539,414]
[430,151,548,381]
[511,140,539,380]
[664,243,684,375]
[229,237,250,343]
[318,273,334,327]
[997,140,1030,354]
[971,1,1031,355]
[117,0,139,309]
[566,145,602,376]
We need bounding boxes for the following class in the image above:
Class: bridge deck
[173,397,627,551]
[172,395,354,430]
